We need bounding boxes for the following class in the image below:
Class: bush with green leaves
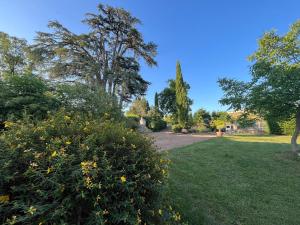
[279,117,296,135]
[172,124,182,133]
[0,74,59,121]
[124,116,140,130]
[267,116,296,135]
[146,108,166,132]
[55,83,122,121]
[0,110,184,225]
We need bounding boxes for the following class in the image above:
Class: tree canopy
[34,4,157,105]
[219,20,300,152]
[0,32,40,76]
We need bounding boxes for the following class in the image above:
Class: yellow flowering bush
[0,110,184,225]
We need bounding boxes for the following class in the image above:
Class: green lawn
[166,135,300,225]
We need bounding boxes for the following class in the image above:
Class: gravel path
[148,131,215,151]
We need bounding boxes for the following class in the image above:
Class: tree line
[0,4,157,107]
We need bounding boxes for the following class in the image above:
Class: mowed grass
[165,135,300,225]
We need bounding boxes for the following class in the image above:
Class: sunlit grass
[166,135,300,225]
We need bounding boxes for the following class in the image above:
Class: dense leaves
[0,111,183,224]
[34,4,157,104]
[175,62,189,128]
[219,20,300,151]
[0,74,59,121]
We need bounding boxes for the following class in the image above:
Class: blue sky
[0,0,299,112]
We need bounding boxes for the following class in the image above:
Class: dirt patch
[148,131,215,151]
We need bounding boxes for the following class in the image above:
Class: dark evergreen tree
[154,92,159,108]
[175,61,189,127]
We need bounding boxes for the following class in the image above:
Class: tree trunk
[291,111,300,153]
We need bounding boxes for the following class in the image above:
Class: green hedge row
[267,117,295,135]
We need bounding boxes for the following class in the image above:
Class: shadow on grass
[165,136,300,225]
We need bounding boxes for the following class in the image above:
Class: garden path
[149,131,215,151]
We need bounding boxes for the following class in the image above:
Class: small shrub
[196,126,210,133]
[0,110,184,225]
[146,108,166,132]
[172,124,182,133]
[149,119,167,132]
[125,116,139,130]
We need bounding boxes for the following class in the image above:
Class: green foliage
[0,74,59,121]
[175,62,189,128]
[158,80,177,116]
[267,116,296,135]
[146,108,167,132]
[211,112,231,131]
[267,118,282,135]
[55,83,122,121]
[154,92,159,108]
[193,108,211,129]
[127,98,149,118]
[158,79,192,120]
[124,116,140,130]
[34,4,157,103]
[212,119,226,131]
[280,117,296,135]
[218,20,300,150]
[236,113,256,129]
[0,32,40,76]
[172,124,183,133]
[0,110,177,225]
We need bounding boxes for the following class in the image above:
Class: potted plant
[213,119,226,137]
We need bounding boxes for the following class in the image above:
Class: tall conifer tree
[175,61,189,127]
[154,92,159,108]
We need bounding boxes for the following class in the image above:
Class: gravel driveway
[148,131,215,151]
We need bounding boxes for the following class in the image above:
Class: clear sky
[0,0,299,112]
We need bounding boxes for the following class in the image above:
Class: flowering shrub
[172,124,183,133]
[0,110,184,224]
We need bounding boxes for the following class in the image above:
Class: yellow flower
[92,162,97,168]
[65,141,71,145]
[6,215,17,224]
[158,209,163,216]
[120,175,126,183]
[28,206,37,215]
[162,169,166,175]
[4,121,14,128]
[64,115,71,121]
[0,195,9,203]
[173,212,181,221]
[47,167,52,174]
[51,151,57,157]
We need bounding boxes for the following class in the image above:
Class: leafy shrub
[146,108,166,132]
[125,116,139,130]
[267,119,282,134]
[149,119,167,132]
[279,117,295,135]
[172,124,182,133]
[0,110,184,225]
[267,116,295,135]
[55,83,122,121]
[0,74,59,121]
[196,125,210,133]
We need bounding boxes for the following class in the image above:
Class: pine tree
[175,61,189,127]
[154,92,159,108]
